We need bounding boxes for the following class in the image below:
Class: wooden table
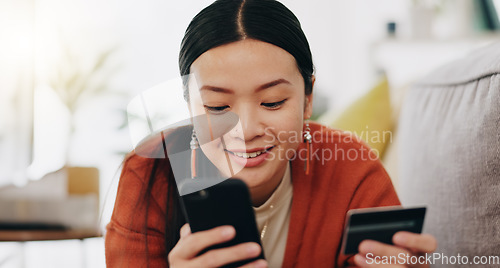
[0,229,101,242]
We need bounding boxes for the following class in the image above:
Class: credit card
[341,206,426,255]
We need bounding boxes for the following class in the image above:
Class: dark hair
[179,0,314,101]
[144,0,315,263]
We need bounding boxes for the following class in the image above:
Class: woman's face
[188,39,313,203]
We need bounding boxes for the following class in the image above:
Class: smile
[224,146,275,168]
[225,147,274,159]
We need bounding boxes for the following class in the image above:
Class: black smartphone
[341,206,426,255]
[179,178,265,268]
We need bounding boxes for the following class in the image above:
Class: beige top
[253,162,293,268]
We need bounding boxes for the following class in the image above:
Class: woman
[105,0,437,267]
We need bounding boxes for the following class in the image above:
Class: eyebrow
[199,78,291,94]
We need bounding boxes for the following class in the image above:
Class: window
[0,0,35,187]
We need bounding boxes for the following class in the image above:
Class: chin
[232,167,272,188]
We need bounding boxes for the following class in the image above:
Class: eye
[204,105,230,114]
[261,99,287,109]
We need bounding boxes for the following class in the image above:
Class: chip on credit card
[341,206,426,255]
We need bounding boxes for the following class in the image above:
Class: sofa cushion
[398,42,500,265]
[321,76,394,158]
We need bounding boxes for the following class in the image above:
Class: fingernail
[393,233,407,244]
[359,240,375,253]
[254,259,267,268]
[354,254,366,264]
[247,243,260,255]
[221,226,234,238]
[180,228,188,237]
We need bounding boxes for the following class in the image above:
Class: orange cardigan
[105,122,400,267]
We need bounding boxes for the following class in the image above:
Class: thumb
[180,223,191,238]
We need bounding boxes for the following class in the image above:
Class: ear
[304,75,315,120]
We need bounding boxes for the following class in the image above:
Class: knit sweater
[105,122,400,267]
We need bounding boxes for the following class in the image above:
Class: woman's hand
[353,231,437,267]
[168,224,268,268]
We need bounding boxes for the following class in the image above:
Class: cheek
[199,140,232,176]
[271,99,305,135]
[267,103,304,150]
[270,124,303,162]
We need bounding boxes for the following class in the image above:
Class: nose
[228,104,265,142]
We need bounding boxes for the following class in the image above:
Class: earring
[190,129,199,179]
[303,122,312,175]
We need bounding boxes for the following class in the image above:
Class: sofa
[397,42,500,266]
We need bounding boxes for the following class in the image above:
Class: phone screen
[180,178,265,268]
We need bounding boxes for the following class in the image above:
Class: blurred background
[0,0,499,267]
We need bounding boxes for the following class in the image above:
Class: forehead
[190,39,301,87]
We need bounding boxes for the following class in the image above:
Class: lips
[225,146,274,159]
[225,146,275,168]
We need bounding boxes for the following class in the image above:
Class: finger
[238,258,268,268]
[358,240,411,259]
[175,225,235,259]
[193,242,262,268]
[180,223,191,238]
[393,232,437,253]
[354,254,405,268]
[354,254,369,267]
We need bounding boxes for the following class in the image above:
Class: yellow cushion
[323,76,393,158]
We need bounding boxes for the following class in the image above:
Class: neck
[250,163,288,207]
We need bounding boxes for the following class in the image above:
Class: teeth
[231,148,268,158]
